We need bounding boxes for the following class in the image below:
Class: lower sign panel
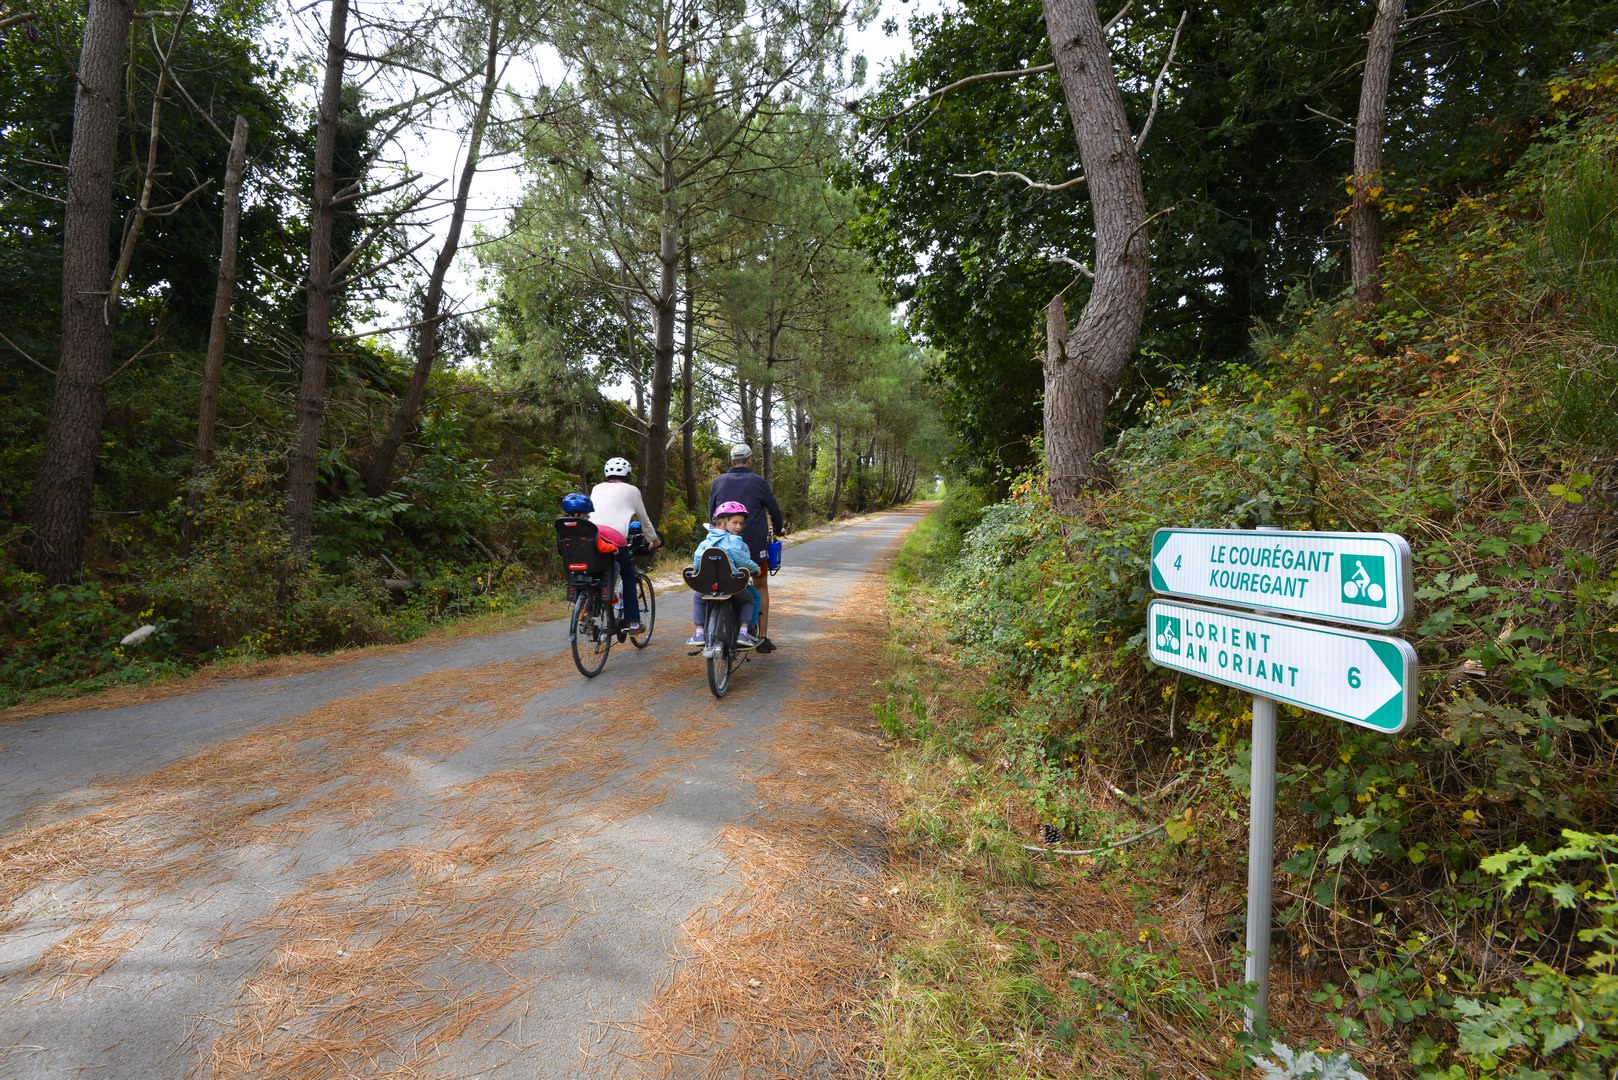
[1147,599,1417,733]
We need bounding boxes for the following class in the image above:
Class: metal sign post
[1245,524,1279,1037]
[1245,691,1277,1034]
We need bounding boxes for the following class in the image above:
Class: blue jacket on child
[693,527,759,575]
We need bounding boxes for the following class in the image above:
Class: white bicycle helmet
[603,456,632,478]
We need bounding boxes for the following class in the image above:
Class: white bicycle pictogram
[1342,559,1386,603]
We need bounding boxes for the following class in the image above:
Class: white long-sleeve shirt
[588,480,660,545]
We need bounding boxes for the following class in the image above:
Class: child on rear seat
[560,491,639,629]
[686,501,761,647]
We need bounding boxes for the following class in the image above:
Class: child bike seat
[683,548,750,598]
[555,517,614,580]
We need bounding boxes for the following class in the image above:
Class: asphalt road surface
[0,507,923,1078]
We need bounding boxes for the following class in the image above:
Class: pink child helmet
[713,500,749,519]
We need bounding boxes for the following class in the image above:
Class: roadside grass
[872,508,1342,1077]
[0,581,568,717]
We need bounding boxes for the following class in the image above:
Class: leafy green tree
[506,0,851,522]
[849,0,1618,483]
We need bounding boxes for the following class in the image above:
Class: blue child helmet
[561,492,594,513]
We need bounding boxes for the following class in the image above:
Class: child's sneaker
[736,628,758,648]
[626,622,643,635]
[685,628,705,646]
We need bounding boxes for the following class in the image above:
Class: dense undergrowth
[873,71,1618,1077]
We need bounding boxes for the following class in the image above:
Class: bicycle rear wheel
[631,573,655,649]
[706,602,736,698]
[571,592,611,678]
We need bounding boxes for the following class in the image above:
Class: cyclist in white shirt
[588,457,662,633]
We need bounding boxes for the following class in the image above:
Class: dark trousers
[612,548,640,623]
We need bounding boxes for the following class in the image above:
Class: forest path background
[0,508,923,1077]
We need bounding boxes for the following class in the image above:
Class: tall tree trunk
[194,116,249,474]
[828,422,845,518]
[760,297,780,483]
[643,151,677,524]
[1044,296,1108,500]
[288,0,350,551]
[184,114,250,553]
[363,11,502,497]
[760,378,774,485]
[1040,0,1150,511]
[1351,0,1403,305]
[623,289,648,465]
[878,438,890,505]
[25,0,134,584]
[738,375,758,449]
[795,400,814,514]
[681,249,698,510]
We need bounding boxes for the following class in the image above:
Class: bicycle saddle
[683,549,750,597]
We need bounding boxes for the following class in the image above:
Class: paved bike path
[0,507,921,1078]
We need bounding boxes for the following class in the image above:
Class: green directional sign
[1150,528,1412,629]
[1147,599,1417,733]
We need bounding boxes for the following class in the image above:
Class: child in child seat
[559,492,641,631]
[686,501,761,648]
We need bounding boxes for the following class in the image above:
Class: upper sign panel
[1150,528,1412,629]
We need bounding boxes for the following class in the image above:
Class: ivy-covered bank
[872,71,1618,1077]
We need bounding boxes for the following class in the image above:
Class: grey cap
[730,443,753,462]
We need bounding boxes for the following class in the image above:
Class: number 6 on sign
[1348,666,1361,689]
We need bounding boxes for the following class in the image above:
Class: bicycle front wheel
[631,573,655,649]
[571,592,611,678]
[706,602,736,698]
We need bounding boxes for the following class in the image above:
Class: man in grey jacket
[708,444,785,651]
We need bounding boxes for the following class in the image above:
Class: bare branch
[1135,9,1187,152]
[0,330,53,375]
[0,172,65,203]
[1122,202,1177,256]
[108,2,193,323]
[334,171,425,206]
[1405,0,1491,26]
[143,176,212,217]
[327,180,442,282]
[0,12,39,31]
[1305,103,1353,129]
[333,303,494,342]
[1049,255,1093,278]
[953,168,1086,193]
[848,63,1056,125]
[332,230,436,289]
[102,333,164,384]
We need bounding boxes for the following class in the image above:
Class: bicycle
[555,518,657,678]
[683,548,754,698]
